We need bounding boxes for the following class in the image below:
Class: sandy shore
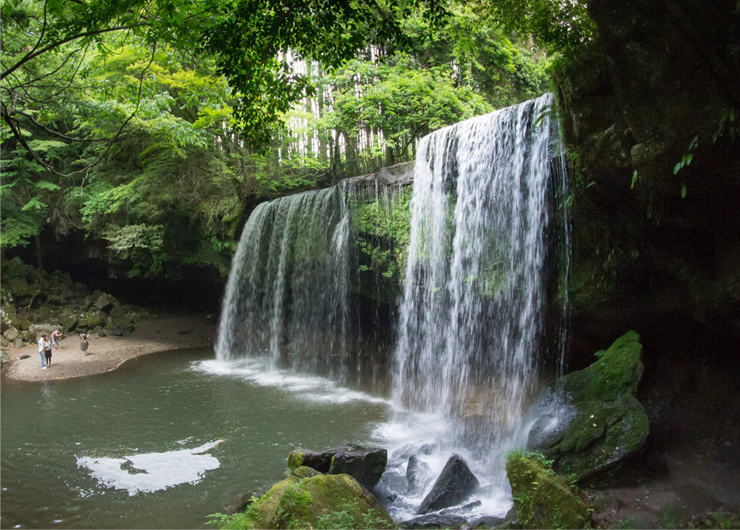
[2,314,218,382]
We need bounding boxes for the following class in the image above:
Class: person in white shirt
[37,334,49,369]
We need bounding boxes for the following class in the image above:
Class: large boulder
[506,453,591,529]
[3,257,31,279]
[288,445,387,491]
[329,446,387,491]
[243,471,394,529]
[417,454,479,515]
[3,327,19,342]
[37,305,51,321]
[7,277,30,298]
[108,304,127,321]
[527,331,650,481]
[95,293,117,312]
[85,310,108,329]
[57,308,78,332]
[29,323,60,339]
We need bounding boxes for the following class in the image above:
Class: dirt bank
[2,314,217,382]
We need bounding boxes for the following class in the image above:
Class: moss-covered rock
[506,453,591,529]
[528,331,650,481]
[7,277,31,298]
[57,308,78,332]
[243,473,394,529]
[689,510,740,529]
[329,446,387,491]
[292,466,322,479]
[85,310,108,329]
[288,445,387,491]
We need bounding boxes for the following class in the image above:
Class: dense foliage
[1,0,550,278]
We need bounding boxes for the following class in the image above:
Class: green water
[0,348,390,529]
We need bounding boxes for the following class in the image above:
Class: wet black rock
[400,513,468,528]
[417,454,479,515]
[329,445,388,491]
[288,444,388,491]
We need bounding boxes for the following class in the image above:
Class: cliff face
[555,0,740,451]
[556,0,740,364]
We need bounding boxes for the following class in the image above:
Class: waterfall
[215,171,410,386]
[389,93,566,483]
[215,186,354,378]
[215,93,570,520]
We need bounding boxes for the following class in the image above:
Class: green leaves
[201,0,450,148]
[673,135,698,199]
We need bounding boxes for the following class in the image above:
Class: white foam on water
[76,440,223,496]
[193,359,390,406]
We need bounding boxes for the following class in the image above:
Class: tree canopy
[1,0,552,278]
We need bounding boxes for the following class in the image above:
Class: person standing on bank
[80,331,89,356]
[44,336,53,367]
[37,334,48,369]
[51,329,62,350]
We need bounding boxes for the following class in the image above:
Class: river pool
[1,348,391,529]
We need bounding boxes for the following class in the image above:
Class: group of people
[36,330,91,369]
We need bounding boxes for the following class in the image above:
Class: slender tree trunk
[332,129,343,183]
[305,59,313,157]
[344,131,358,177]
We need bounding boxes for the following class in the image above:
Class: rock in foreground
[242,468,394,529]
[417,454,479,515]
[288,444,387,491]
[506,453,591,529]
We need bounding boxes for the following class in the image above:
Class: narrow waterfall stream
[214,93,568,524]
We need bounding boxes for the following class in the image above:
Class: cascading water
[214,174,409,387]
[381,93,568,520]
[215,186,355,378]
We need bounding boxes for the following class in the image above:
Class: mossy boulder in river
[527,331,649,482]
[287,444,387,491]
[240,469,394,529]
[506,453,591,529]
